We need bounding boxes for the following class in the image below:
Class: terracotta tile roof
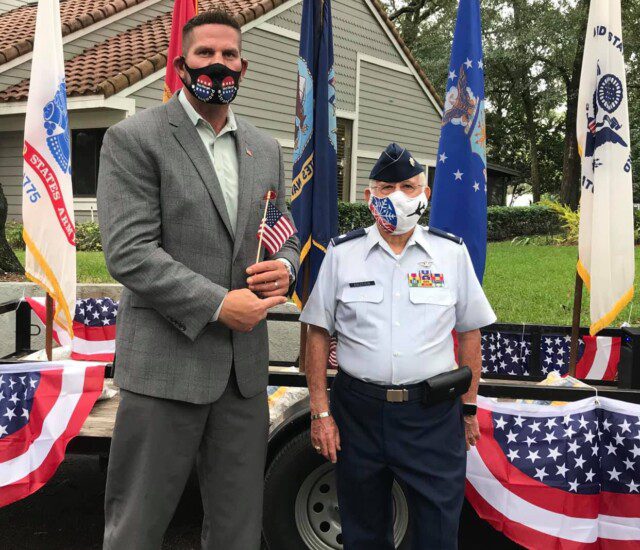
[1,12,172,101]
[0,0,289,101]
[0,0,151,65]
[0,0,442,109]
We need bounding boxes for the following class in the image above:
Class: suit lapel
[232,119,257,261]
[166,95,235,240]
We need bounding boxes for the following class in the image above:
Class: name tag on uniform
[349,281,376,288]
[407,270,445,288]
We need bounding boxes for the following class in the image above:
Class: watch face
[463,404,477,416]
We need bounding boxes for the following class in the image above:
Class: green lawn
[11,244,640,327]
[483,243,640,327]
[13,250,116,284]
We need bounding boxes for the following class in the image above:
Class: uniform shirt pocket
[408,288,455,307]
[338,285,384,343]
[409,288,456,339]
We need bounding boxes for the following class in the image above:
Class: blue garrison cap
[369,142,425,183]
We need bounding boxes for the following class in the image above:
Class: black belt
[339,370,425,403]
[338,366,473,406]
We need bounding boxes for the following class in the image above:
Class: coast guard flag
[0,361,104,507]
[466,396,640,548]
[26,297,117,362]
[163,0,197,102]
[577,0,634,336]
[430,0,487,282]
[291,0,338,308]
[22,0,76,337]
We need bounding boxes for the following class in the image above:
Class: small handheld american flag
[257,193,296,257]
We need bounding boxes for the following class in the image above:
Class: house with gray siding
[0,0,510,225]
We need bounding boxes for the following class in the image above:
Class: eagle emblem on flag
[584,61,628,163]
[294,60,314,163]
[42,81,70,175]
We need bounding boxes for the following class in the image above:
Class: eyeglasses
[371,183,425,197]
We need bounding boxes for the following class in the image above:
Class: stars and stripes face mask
[368,191,428,235]
[180,59,242,105]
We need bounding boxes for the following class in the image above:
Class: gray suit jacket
[97,95,300,404]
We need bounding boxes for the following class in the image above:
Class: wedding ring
[314,446,321,451]
[274,280,279,289]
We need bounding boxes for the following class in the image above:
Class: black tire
[263,428,413,550]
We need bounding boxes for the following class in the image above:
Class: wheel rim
[294,462,409,549]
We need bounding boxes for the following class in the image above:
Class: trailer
[2,298,640,549]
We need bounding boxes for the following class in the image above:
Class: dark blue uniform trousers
[330,371,467,550]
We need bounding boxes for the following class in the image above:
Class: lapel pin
[246,148,253,157]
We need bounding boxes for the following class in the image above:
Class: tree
[380,0,637,210]
[0,182,24,274]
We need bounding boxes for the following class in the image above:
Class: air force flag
[577,0,634,335]
[429,0,487,283]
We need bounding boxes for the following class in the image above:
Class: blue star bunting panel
[480,331,621,381]
[466,396,640,547]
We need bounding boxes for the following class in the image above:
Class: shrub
[5,202,639,252]
[75,222,102,252]
[5,221,24,249]
[5,221,103,251]
[337,201,564,241]
[539,199,579,244]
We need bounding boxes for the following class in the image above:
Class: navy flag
[291,0,338,309]
[429,0,487,282]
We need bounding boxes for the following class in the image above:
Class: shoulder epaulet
[427,226,463,245]
[331,228,367,246]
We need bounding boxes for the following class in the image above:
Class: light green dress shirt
[178,90,240,233]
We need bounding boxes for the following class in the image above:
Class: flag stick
[568,269,584,377]
[45,293,53,361]
[298,264,311,372]
[255,197,271,264]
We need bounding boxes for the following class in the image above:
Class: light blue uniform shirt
[299,224,496,385]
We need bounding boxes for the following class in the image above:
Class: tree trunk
[0,182,24,274]
[512,0,541,203]
[559,90,581,209]
[521,89,542,202]
[559,0,589,209]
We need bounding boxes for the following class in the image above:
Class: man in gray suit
[97,10,299,550]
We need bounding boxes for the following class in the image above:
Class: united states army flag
[22,0,76,337]
[577,0,634,336]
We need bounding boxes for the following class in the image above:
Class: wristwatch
[463,403,477,416]
[311,411,331,421]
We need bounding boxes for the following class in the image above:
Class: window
[336,118,353,201]
[71,128,107,197]
[427,166,436,187]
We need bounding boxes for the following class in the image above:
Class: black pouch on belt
[421,366,472,407]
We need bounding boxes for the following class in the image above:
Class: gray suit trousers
[103,369,269,550]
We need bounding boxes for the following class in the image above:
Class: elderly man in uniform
[300,143,496,549]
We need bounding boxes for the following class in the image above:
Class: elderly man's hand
[464,414,481,450]
[311,416,341,463]
[247,260,289,297]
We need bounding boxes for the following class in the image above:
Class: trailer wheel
[263,429,411,549]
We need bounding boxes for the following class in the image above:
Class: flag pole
[45,293,53,361]
[568,269,584,377]
[255,195,272,264]
[298,266,311,372]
